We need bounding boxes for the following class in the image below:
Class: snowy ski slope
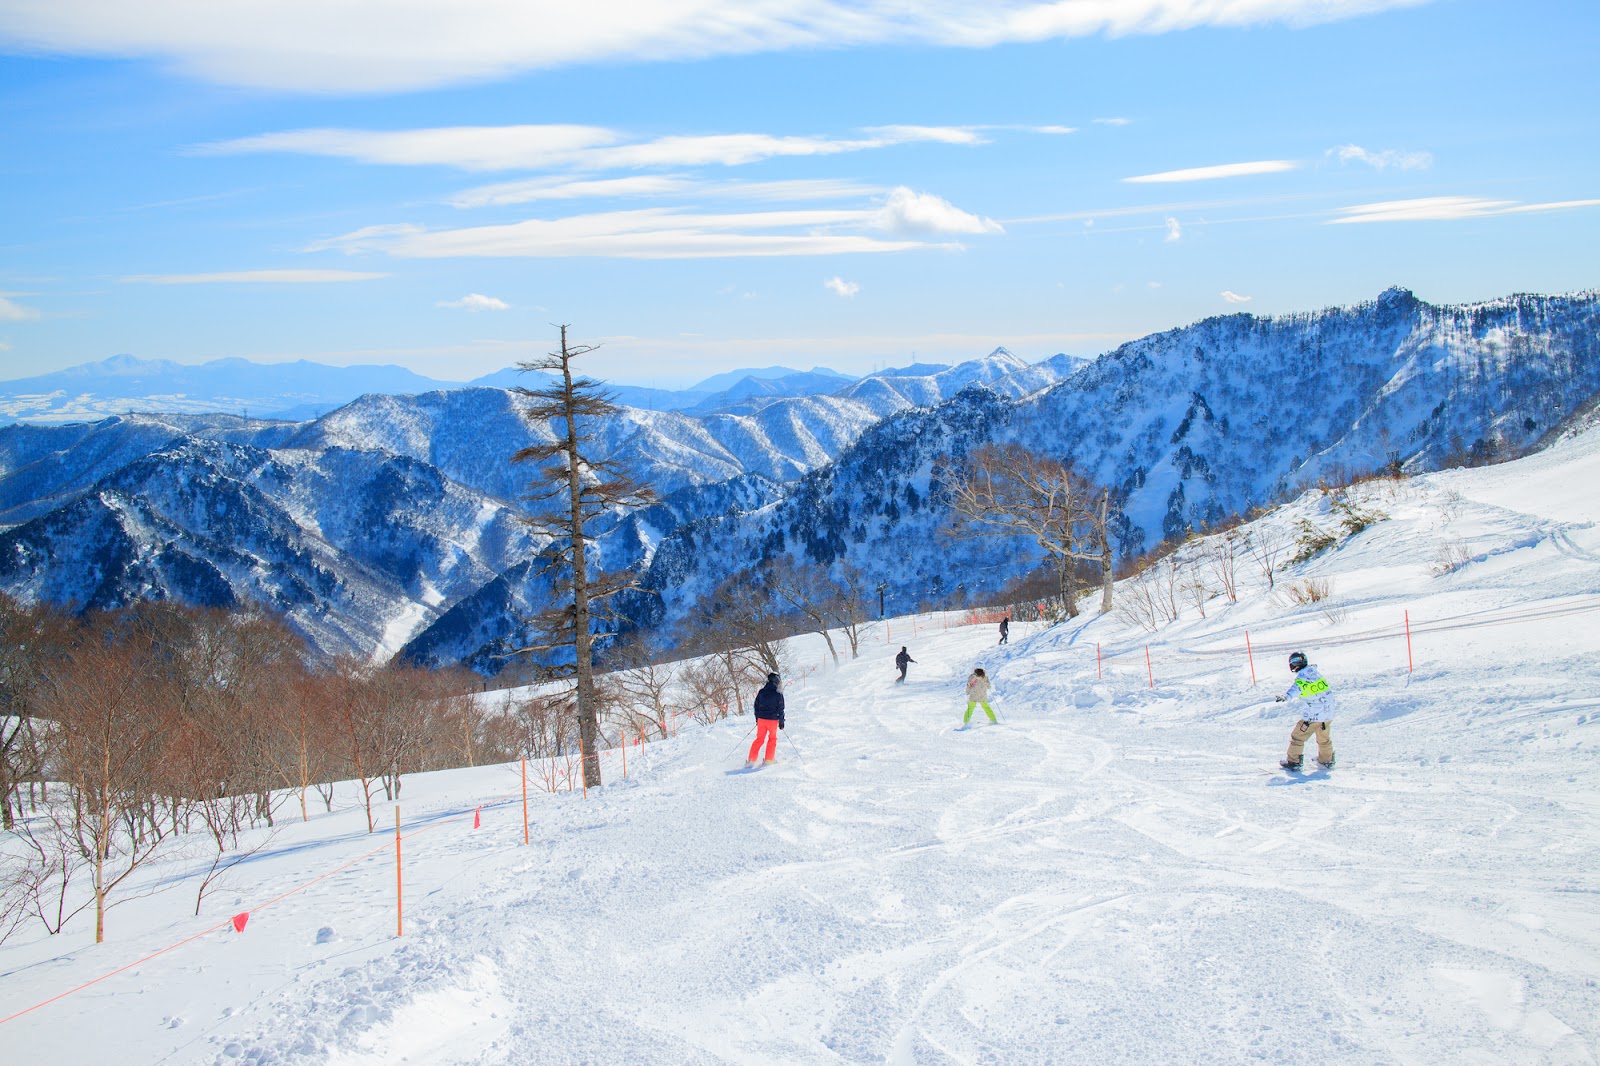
[3,426,1598,1064]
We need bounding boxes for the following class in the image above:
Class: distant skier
[963,668,997,727]
[1276,651,1336,770]
[998,617,1009,645]
[895,646,915,684]
[747,673,785,768]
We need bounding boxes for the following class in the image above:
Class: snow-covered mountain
[2,287,1595,669]
[633,287,1600,636]
[7,419,1598,1064]
[0,350,1047,661]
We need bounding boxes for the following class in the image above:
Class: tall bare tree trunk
[1099,490,1115,614]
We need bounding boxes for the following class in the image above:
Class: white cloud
[438,293,510,311]
[1033,125,1078,135]
[824,276,860,298]
[1327,196,1600,224]
[1093,117,1132,126]
[311,207,948,259]
[871,186,1003,237]
[1125,160,1300,183]
[1164,217,1182,241]
[1333,144,1433,170]
[450,175,877,209]
[120,269,388,283]
[0,1,1432,93]
[204,124,984,173]
[0,296,40,321]
[1221,290,1252,303]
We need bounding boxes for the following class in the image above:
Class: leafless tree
[689,569,791,681]
[944,444,1117,618]
[609,633,680,740]
[763,556,844,666]
[1207,529,1245,604]
[510,326,657,789]
[41,613,179,942]
[0,595,71,830]
[827,561,875,659]
[1243,523,1291,589]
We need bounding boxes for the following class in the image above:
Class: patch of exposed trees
[942,443,1121,618]
[0,597,490,943]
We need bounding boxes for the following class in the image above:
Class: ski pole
[727,725,755,757]
[780,731,805,764]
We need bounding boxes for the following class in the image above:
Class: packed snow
[3,426,1599,1064]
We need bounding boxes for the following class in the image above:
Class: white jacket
[966,673,992,702]
[1282,665,1335,721]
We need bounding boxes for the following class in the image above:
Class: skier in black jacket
[747,673,785,767]
[895,647,915,684]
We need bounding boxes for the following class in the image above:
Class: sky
[1,0,1597,388]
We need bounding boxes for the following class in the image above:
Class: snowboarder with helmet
[1276,651,1336,771]
[747,673,785,767]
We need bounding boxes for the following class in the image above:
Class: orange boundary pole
[1245,630,1257,686]
[1145,645,1154,688]
[521,757,529,845]
[394,806,403,938]
[1405,610,1414,673]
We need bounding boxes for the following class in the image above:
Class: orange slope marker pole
[1245,630,1257,686]
[394,806,403,938]
[521,757,530,845]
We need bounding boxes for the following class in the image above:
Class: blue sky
[1,0,1596,387]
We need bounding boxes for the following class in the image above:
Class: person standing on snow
[963,667,997,726]
[1276,651,1336,770]
[895,646,915,683]
[747,673,785,767]
[998,617,1009,645]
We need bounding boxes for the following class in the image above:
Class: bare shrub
[1431,540,1473,576]
[1280,578,1334,606]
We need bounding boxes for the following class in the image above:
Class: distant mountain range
[0,347,1066,660]
[2,287,1595,674]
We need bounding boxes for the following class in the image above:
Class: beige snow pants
[1287,720,1334,764]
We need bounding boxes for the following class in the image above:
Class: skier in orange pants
[747,673,785,767]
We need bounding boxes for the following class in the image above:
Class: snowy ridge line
[1141,595,1600,661]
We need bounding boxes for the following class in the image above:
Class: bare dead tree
[0,595,71,830]
[763,556,843,666]
[827,561,874,659]
[42,613,179,942]
[689,569,791,681]
[944,444,1116,618]
[1243,523,1292,590]
[610,633,680,740]
[509,326,657,789]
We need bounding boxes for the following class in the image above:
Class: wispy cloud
[120,269,388,284]
[202,124,987,173]
[824,276,861,298]
[1221,290,1252,303]
[1164,217,1182,241]
[1328,196,1600,223]
[449,175,877,209]
[313,208,943,260]
[1332,144,1433,170]
[0,1,1434,93]
[1124,160,1300,183]
[1092,117,1132,126]
[0,296,40,321]
[438,293,509,311]
[314,186,998,259]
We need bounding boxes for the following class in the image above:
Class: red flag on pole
[231,912,249,933]
[473,806,481,829]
